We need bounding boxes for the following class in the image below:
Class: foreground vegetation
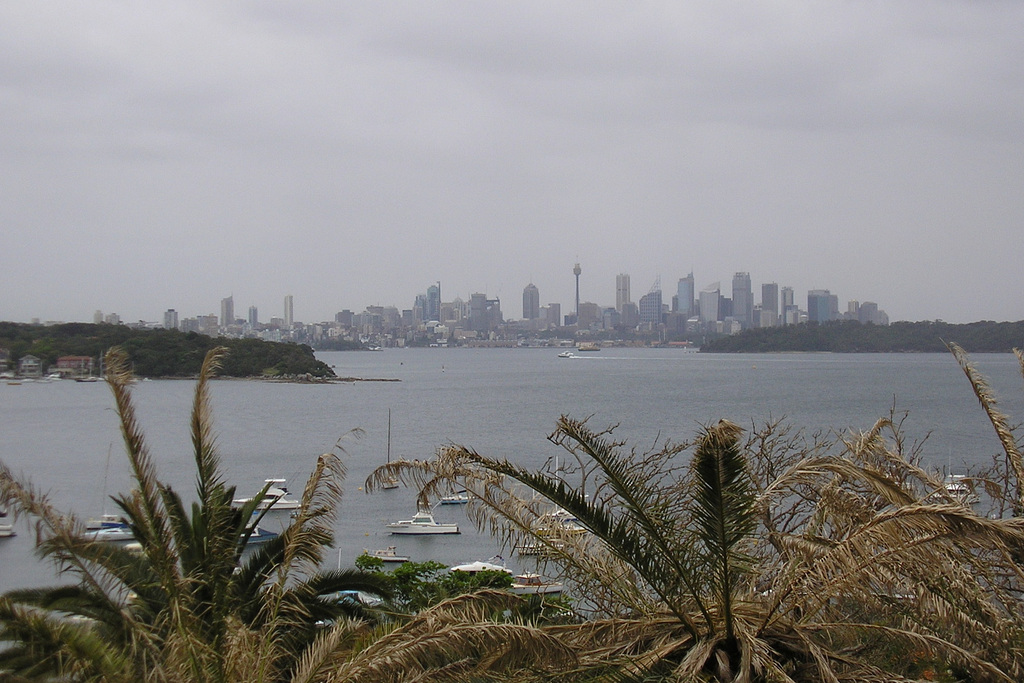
[3,343,1024,681]
[0,322,334,378]
[701,319,1024,353]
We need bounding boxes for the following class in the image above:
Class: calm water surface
[2,348,1022,591]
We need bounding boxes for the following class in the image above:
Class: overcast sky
[2,2,1022,325]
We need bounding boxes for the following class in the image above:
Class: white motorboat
[449,558,511,574]
[386,510,459,535]
[0,507,14,538]
[84,524,134,543]
[510,573,563,595]
[557,350,574,358]
[233,479,302,511]
[439,490,470,505]
[363,546,410,563]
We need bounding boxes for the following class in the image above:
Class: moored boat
[0,507,14,538]
[233,479,301,511]
[386,509,459,535]
[363,546,410,562]
[439,490,470,505]
[510,572,563,595]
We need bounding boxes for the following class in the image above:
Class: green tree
[0,347,386,682]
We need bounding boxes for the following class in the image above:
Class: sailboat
[382,410,399,490]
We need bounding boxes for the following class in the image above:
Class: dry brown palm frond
[104,348,180,589]
[804,620,1017,682]
[948,342,1024,514]
[321,592,577,683]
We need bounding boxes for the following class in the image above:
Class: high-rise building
[164,309,178,330]
[762,283,778,316]
[284,295,294,328]
[426,282,441,322]
[638,277,662,326]
[615,273,631,313]
[545,303,561,328]
[699,282,721,323]
[573,262,582,320]
[761,283,779,327]
[780,286,797,325]
[248,306,258,327]
[807,289,838,323]
[220,296,234,328]
[732,272,752,328]
[469,293,488,333]
[677,273,694,318]
[522,283,540,320]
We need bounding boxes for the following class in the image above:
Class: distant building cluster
[78,266,887,348]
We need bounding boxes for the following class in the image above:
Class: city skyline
[2,4,1022,325]
[70,265,891,333]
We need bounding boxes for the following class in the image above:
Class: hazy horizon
[2,3,1022,325]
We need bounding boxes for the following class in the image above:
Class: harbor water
[2,348,1023,592]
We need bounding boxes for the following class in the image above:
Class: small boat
[449,558,511,574]
[364,546,410,563]
[0,507,14,538]
[84,523,134,543]
[233,479,302,511]
[386,509,460,535]
[86,513,126,531]
[575,343,600,352]
[557,351,574,358]
[244,525,279,545]
[510,572,563,595]
[439,490,470,505]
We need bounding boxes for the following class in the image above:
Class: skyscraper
[699,283,721,324]
[615,273,630,313]
[426,282,441,322]
[807,289,838,323]
[220,295,234,328]
[248,306,259,328]
[676,273,694,318]
[522,283,540,319]
[781,286,795,325]
[638,277,662,326]
[164,309,178,330]
[284,295,294,328]
[731,272,752,328]
[573,262,582,320]
[760,282,779,327]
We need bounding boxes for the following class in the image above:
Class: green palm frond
[691,419,755,642]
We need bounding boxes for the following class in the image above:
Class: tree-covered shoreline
[701,319,1024,353]
[0,322,335,379]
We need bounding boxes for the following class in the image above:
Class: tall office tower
[469,293,488,333]
[426,282,441,322]
[248,306,258,327]
[677,272,695,318]
[164,309,178,330]
[732,272,752,328]
[760,283,779,327]
[522,283,540,319]
[638,277,662,325]
[94,310,103,324]
[779,286,794,325]
[413,294,427,322]
[573,262,582,320]
[546,302,561,328]
[807,289,838,323]
[284,295,294,328]
[699,282,721,323]
[761,283,779,316]
[615,273,631,313]
[220,296,234,328]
